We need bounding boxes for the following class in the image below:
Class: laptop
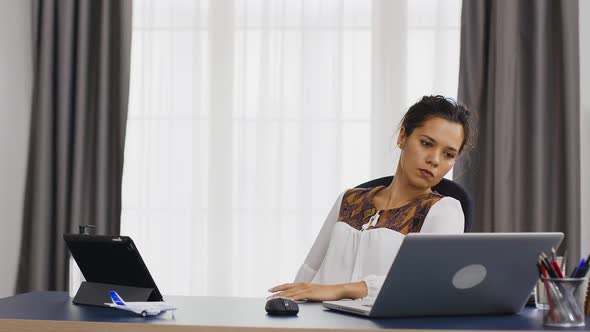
[322,232,563,317]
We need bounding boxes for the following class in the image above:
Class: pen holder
[541,277,587,327]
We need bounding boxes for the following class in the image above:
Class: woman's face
[397,116,464,190]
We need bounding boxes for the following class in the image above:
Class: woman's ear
[397,127,407,149]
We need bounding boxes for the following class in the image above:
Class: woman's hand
[268,281,368,302]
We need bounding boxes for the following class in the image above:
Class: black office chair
[355,176,474,232]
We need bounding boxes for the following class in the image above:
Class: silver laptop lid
[369,232,563,317]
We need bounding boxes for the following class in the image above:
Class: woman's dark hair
[400,95,477,155]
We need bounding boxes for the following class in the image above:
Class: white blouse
[294,189,465,300]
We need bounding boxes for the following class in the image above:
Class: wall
[0,0,32,297]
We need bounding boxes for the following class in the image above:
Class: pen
[538,263,562,322]
[570,258,585,278]
[576,259,590,278]
[537,262,549,278]
[540,255,558,278]
[550,260,565,278]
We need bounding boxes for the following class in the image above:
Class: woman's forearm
[340,281,368,300]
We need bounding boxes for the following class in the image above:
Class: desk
[0,292,588,332]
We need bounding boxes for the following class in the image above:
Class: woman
[268,95,477,302]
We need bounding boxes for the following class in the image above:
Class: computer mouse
[265,297,299,316]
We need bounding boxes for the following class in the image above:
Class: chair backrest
[354,176,473,232]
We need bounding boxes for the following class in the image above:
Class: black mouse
[265,297,299,316]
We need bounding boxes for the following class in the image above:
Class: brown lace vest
[337,186,444,234]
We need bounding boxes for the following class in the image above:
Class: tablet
[63,234,163,302]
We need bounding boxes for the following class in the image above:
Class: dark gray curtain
[455,0,580,265]
[17,0,132,293]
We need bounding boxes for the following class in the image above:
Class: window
[121,0,461,297]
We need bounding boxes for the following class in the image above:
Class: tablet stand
[73,281,156,307]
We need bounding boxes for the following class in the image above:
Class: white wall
[580,0,590,259]
[0,0,32,297]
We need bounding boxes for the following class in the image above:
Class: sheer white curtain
[122,0,461,297]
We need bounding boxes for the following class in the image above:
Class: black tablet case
[64,234,163,307]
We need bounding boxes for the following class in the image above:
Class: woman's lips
[419,168,434,177]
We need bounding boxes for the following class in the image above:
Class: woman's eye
[446,153,456,159]
[421,140,432,147]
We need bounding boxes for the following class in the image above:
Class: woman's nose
[426,152,440,167]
